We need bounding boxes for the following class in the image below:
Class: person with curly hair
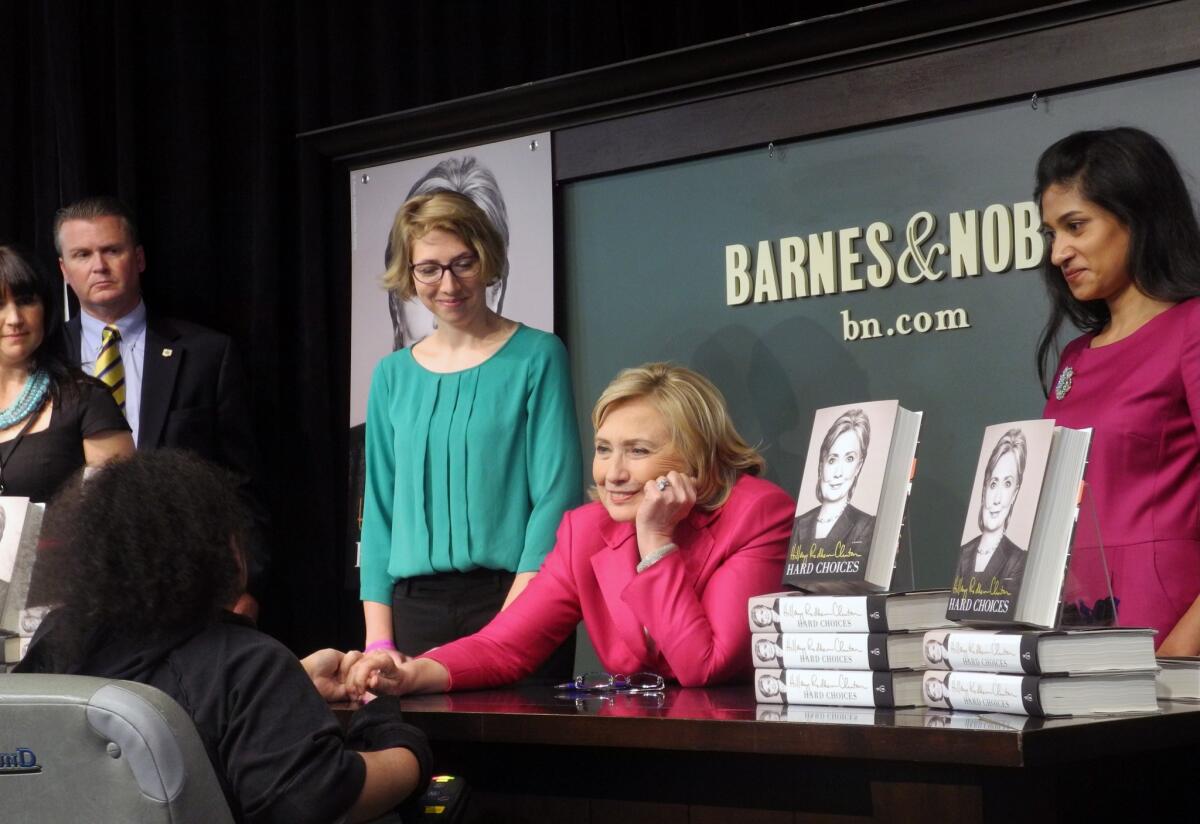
[17,450,431,824]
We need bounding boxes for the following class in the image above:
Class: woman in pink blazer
[1037,128,1200,653]
[347,362,794,693]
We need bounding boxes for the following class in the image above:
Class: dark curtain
[0,0,859,653]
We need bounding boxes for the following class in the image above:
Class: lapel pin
[1054,366,1073,400]
[162,348,174,358]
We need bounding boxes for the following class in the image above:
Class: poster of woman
[344,135,555,576]
[348,133,554,430]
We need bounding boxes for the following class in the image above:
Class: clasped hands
[300,472,699,702]
[301,647,419,702]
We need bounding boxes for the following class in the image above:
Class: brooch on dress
[1054,366,1074,400]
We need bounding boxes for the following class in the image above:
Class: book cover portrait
[951,420,1054,621]
[788,401,896,578]
[0,501,12,584]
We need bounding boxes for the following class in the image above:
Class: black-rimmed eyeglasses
[410,256,480,284]
[555,671,665,693]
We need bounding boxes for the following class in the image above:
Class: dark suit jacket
[64,312,270,591]
[791,503,876,557]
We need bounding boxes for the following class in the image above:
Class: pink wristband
[364,639,397,653]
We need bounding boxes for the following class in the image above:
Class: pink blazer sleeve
[620,480,793,686]
[422,514,583,690]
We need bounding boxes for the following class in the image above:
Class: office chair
[0,674,235,823]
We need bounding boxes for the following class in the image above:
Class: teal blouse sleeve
[517,335,583,572]
[359,360,398,604]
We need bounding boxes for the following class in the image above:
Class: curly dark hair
[36,450,251,653]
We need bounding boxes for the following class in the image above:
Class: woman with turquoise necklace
[360,191,581,678]
[0,245,133,501]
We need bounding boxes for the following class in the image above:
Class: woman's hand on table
[302,647,418,703]
[345,653,452,700]
[346,651,417,699]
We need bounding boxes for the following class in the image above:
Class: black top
[954,533,1027,595]
[19,611,432,824]
[0,380,129,502]
[791,503,877,555]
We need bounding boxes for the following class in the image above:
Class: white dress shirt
[79,301,147,445]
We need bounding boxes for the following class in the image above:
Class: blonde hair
[591,363,764,509]
[381,190,506,301]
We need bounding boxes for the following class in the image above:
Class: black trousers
[391,568,575,684]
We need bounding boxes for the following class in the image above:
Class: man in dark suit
[54,196,268,616]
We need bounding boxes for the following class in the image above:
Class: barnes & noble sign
[725,201,1044,341]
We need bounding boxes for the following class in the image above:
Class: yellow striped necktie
[94,325,126,412]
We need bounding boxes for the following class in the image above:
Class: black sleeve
[77,379,132,437]
[216,639,367,824]
[346,695,433,800]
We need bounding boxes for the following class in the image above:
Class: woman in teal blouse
[360,190,581,671]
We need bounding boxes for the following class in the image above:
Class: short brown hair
[381,190,506,301]
[53,196,140,254]
[591,363,764,509]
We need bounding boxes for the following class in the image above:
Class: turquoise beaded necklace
[0,369,50,429]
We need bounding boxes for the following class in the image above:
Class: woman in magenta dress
[1036,127,1200,654]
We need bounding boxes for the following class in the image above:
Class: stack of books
[1156,657,1200,702]
[1,498,46,670]
[922,419,1159,717]
[749,589,951,709]
[921,627,1159,716]
[754,400,941,710]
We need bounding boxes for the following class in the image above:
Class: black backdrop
[0,0,864,652]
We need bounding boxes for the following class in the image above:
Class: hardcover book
[922,711,1033,731]
[2,633,30,664]
[921,628,1156,675]
[755,705,883,725]
[921,669,1158,717]
[1156,657,1200,702]
[0,498,46,638]
[749,590,951,634]
[783,400,922,593]
[754,667,923,708]
[945,419,1091,628]
[751,631,926,671]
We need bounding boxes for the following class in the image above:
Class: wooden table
[374,687,1200,823]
